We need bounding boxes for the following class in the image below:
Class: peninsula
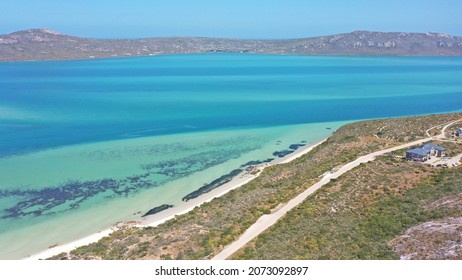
[47,113,462,260]
[1,29,462,62]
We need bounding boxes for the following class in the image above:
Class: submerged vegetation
[182,169,243,202]
[50,113,462,260]
[1,144,253,220]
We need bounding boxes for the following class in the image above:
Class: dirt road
[212,119,461,260]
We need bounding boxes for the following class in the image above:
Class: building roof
[422,143,446,151]
[407,147,429,157]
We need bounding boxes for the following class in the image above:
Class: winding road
[212,119,461,260]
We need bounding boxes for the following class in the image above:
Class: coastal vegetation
[234,156,462,259]
[50,113,462,260]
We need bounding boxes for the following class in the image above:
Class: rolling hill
[1,28,462,61]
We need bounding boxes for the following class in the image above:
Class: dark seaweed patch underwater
[0,148,252,220]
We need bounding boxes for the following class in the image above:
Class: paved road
[212,119,461,260]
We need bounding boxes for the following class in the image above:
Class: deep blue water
[1,54,462,157]
[1,54,462,259]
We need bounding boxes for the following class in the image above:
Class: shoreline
[24,138,327,260]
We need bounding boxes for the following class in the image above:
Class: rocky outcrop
[389,217,462,260]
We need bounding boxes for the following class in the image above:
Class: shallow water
[0,54,461,258]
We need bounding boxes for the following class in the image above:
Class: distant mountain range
[1,28,462,61]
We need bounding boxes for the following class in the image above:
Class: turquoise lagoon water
[0,54,462,258]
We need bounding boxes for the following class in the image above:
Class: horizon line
[3,27,461,41]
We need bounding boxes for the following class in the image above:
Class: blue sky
[1,0,461,38]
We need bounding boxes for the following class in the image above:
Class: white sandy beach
[24,139,326,260]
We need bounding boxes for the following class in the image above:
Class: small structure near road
[455,128,462,137]
[406,143,446,162]
[406,147,431,161]
[422,143,446,157]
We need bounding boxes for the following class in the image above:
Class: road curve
[212,119,461,260]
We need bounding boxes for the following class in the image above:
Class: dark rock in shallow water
[273,142,307,158]
[326,127,332,130]
[241,160,262,167]
[272,150,294,158]
[182,169,243,202]
[289,143,306,150]
[241,158,274,167]
[142,204,174,217]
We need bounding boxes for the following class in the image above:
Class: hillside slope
[1,29,462,61]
